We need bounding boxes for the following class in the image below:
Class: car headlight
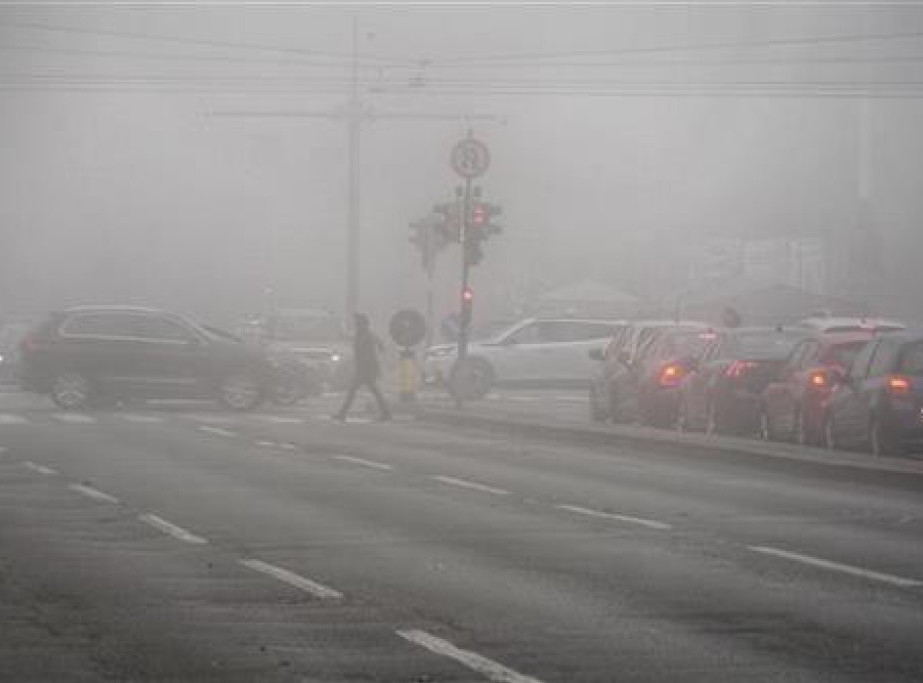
[330,353,342,363]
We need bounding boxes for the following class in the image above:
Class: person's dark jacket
[353,328,383,382]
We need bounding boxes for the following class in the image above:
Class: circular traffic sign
[450,138,491,179]
[389,309,427,348]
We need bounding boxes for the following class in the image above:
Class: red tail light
[808,371,828,389]
[659,363,686,387]
[887,375,912,395]
[725,360,758,379]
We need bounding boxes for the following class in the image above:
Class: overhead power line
[2,20,414,66]
[424,29,923,66]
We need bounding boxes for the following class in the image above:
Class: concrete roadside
[410,393,923,492]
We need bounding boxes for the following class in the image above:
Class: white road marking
[121,414,165,424]
[333,455,393,471]
[197,425,237,438]
[239,559,342,599]
[68,483,119,504]
[430,475,509,496]
[0,413,28,424]
[256,415,304,424]
[182,413,235,424]
[52,413,97,424]
[139,514,208,545]
[22,461,57,475]
[397,629,545,683]
[556,504,672,531]
[255,440,278,448]
[279,443,299,451]
[748,545,922,588]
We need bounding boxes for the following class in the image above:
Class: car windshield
[668,330,714,358]
[828,341,868,369]
[726,330,805,359]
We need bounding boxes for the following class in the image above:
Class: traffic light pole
[457,175,473,364]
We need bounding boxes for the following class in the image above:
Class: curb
[412,406,923,493]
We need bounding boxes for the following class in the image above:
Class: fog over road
[2,393,922,682]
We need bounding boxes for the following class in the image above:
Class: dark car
[635,326,716,427]
[677,327,807,436]
[588,320,705,423]
[822,330,923,456]
[18,306,277,411]
[759,332,877,445]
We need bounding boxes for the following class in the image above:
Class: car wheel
[218,373,264,411]
[794,407,809,446]
[675,397,689,433]
[271,382,302,406]
[822,414,837,450]
[869,417,901,457]
[758,408,772,441]
[50,372,94,410]
[589,385,607,423]
[450,358,494,401]
[706,400,719,435]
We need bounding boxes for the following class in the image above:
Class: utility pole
[209,19,498,323]
[345,16,361,321]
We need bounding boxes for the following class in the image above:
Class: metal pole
[345,15,361,321]
[457,174,472,361]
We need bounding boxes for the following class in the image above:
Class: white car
[424,318,626,399]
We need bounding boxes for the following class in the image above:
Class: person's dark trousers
[335,379,391,420]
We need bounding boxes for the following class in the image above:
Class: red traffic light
[471,204,486,227]
[461,287,474,303]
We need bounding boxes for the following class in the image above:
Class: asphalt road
[1,390,922,682]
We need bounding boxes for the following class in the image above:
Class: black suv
[19,306,276,411]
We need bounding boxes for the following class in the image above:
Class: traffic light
[433,202,461,243]
[465,201,502,242]
[465,239,483,266]
[460,287,474,327]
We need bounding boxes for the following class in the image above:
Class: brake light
[887,375,912,395]
[659,363,686,387]
[725,360,758,378]
[809,371,828,389]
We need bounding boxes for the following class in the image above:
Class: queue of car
[426,313,921,458]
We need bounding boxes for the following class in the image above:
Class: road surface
[1,391,922,682]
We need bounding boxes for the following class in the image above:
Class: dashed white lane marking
[397,629,545,683]
[556,504,672,531]
[197,425,237,438]
[279,443,299,451]
[748,545,922,588]
[239,559,343,599]
[121,414,165,424]
[333,455,394,471]
[52,413,97,424]
[256,415,305,424]
[430,475,509,496]
[68,483,119,504]
[0,414,28,424]
[182,414,235,424]
[22,461,58,475]
[256,440,278,448]
[139,514,208,545]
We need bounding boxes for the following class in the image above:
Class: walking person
[333,313,392,421]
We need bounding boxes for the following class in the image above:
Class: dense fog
[2,4,923,328]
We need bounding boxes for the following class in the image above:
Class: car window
[507,322,543,344]
[868,340,900,378]
[827,341,867,369]
[724,330,804,359]
[849,340,878,379]
[132,316,196,343]
[797,340,821,369]
[61,313,135,338]
[898,341,923,376]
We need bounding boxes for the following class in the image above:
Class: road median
[412,401,923,491]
